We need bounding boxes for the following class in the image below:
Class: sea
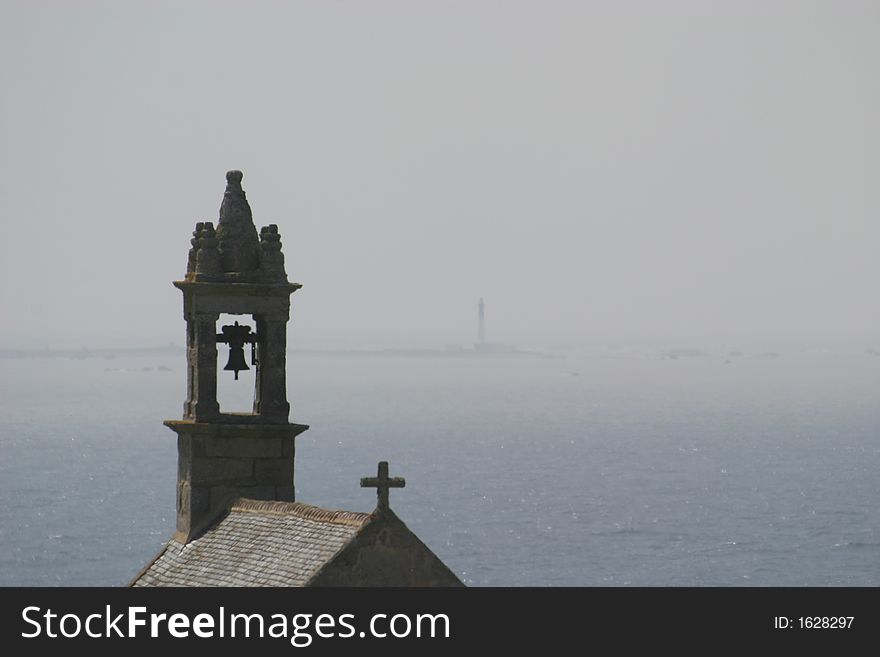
[0,344,877,586]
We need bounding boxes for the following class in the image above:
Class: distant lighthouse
[473,297,514,354]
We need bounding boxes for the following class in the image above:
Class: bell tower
[165,170,308,542]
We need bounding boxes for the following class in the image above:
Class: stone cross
[360,461,405,512]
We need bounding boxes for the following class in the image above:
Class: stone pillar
[184,311,220,421]
[254,312,290,422]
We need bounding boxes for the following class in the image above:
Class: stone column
[253,312,290,422]
[184,311,220,421]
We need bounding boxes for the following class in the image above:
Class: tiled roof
[132,499,373,587]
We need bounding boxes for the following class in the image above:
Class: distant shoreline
[0,346,184,360]
[0,345,558,360]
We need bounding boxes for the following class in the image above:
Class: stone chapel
[130,171,463,587]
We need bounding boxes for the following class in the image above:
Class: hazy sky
[1,1,877,348]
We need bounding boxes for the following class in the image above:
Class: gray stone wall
[307,510,465,587]
[167,421,308,542]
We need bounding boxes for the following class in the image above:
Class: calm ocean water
[0,346,877,586]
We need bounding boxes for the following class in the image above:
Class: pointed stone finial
[226,169,243,188]
[186,222,204,274]
[181,171,292,283]
[259,223,287,281]
[195,222,221,278]
[216,169,260,275]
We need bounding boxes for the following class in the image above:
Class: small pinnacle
[226,170,243,185]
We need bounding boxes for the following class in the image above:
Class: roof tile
[132,499,372,587]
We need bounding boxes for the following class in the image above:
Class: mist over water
[0,2,877,587]
[1,345,877,586]
[1,2,878,350]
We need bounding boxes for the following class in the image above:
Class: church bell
[217,321,257,380]
[224,343,249,379]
